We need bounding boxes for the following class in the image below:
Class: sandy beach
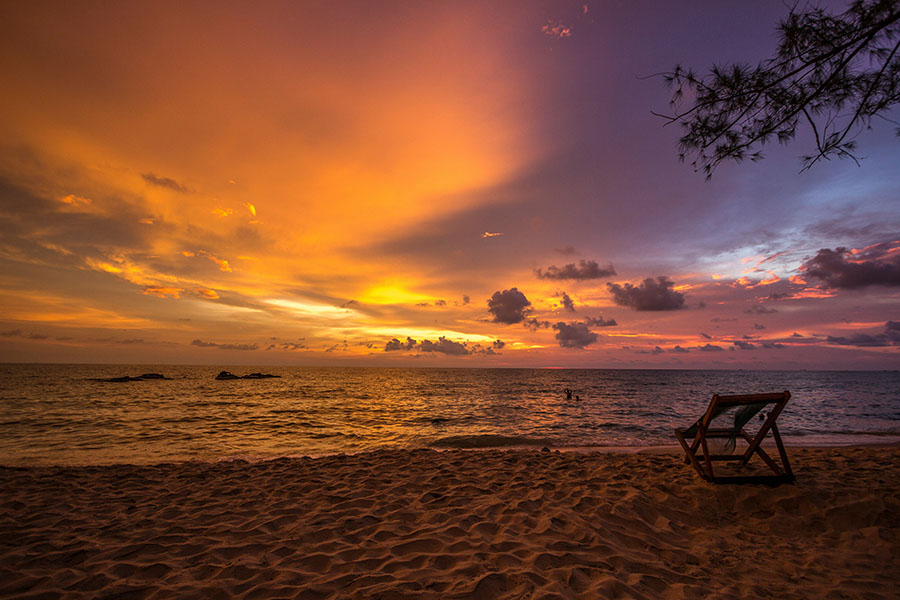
[2,446,898,599]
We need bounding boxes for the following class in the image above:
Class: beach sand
[2,446,898,599]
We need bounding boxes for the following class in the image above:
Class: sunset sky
[1,0,898,368]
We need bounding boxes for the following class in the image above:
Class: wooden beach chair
[674,391,794,485]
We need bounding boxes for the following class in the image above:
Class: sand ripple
[1,447,899,598]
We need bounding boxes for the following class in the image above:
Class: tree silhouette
[656,0,900,178]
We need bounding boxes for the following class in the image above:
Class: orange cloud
[791,288,837,299]
[541,22,572,38]
[196,288,219,299]
[60,194,92,207]
[758,272,780,285]
[209,256,231,273]
[212,208,233,217]
[143,286,183,298]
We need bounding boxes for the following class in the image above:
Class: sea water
[0,364,898,466]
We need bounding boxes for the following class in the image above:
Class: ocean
[1,364,898,466]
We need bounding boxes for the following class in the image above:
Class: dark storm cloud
[141,172,191,193]
[418,337,469,355]
[607,276,685,311]
[416,299,447,308]
[559,291,575,312]
[324,341,349,353]
[0,177,156,262]
[584,316,617,327]
[385,337,417,351]
[524,318,551,330]
[826,333,891,347]
[697,343,724,352]
[266,341,307,351]
[733,340,756,350]
[801,242,900,288]
[552,321,598,349]
[1,329,50,340]
[535,260,616,281]
[487,287,532,324]
[762,342,786,349]
[469,340,506,355]
[670,345,690,353]
[745,305,778,314]
[384,336,470,355]
[826,321,900,347]
[700,332,712,339]
[753,323,766,330]
[384,336,482,356]
[637,345,665,355]
[94,337,146,344]
[191,339,259,350]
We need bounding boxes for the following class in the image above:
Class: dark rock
[97,373,170,382]
[216,371,280,380]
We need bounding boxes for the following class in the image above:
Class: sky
[0,0,898,369]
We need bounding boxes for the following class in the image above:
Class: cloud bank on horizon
[0,1,897,369]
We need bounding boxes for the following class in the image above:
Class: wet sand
[2,446,898,599]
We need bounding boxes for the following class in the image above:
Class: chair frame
[674,391,794,485]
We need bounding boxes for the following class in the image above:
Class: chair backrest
[684,391,791,437]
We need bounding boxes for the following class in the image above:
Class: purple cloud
[607,276,685,311]
[826,321,900,347]
[584,316,617,327]
[552,321,599,349]
[535,260,616,281]
[487,288,532,324]
[801,242,900,288]
[191,339,258,350]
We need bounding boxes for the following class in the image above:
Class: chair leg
[771,422,793,480]
[740,431,783,475]
[675,429,707,480]
[698,431,715,481]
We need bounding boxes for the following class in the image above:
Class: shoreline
[2,446,898,598]
[4,435,900,470]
